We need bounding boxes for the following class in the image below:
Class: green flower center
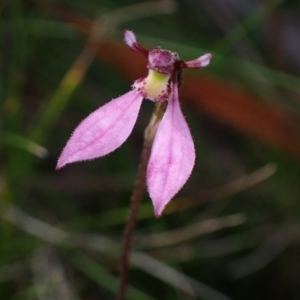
[134,70,171,102]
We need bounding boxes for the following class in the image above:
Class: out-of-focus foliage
[1,0,300,299]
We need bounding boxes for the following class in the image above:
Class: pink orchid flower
[57,30,212,217]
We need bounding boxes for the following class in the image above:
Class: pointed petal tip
[151,193,172,218]
[154,205,164,218]
[124,30,136,46]
[201,53,213,67]
[155,212,162,218]
[123,29,131,35]
[55,159,66,170]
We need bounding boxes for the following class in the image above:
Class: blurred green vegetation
[1,0,300,299]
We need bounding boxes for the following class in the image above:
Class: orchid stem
[117,102,166,300]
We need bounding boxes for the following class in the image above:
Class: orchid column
[56,30,212,299]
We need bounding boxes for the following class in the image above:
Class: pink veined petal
[56,90,143,169]
[147,83,195,217]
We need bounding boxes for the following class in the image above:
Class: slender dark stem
[117,138,150,300]
[117,102,166,300]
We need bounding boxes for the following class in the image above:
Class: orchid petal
[124,30,149,57]
[182,53,212,69]
[57,90,143,169]
[147,84,195,217]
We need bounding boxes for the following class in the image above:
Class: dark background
[1,0,300,299]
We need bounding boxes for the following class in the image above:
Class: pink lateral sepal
[147,83,195,217]
[56,90,143,169]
